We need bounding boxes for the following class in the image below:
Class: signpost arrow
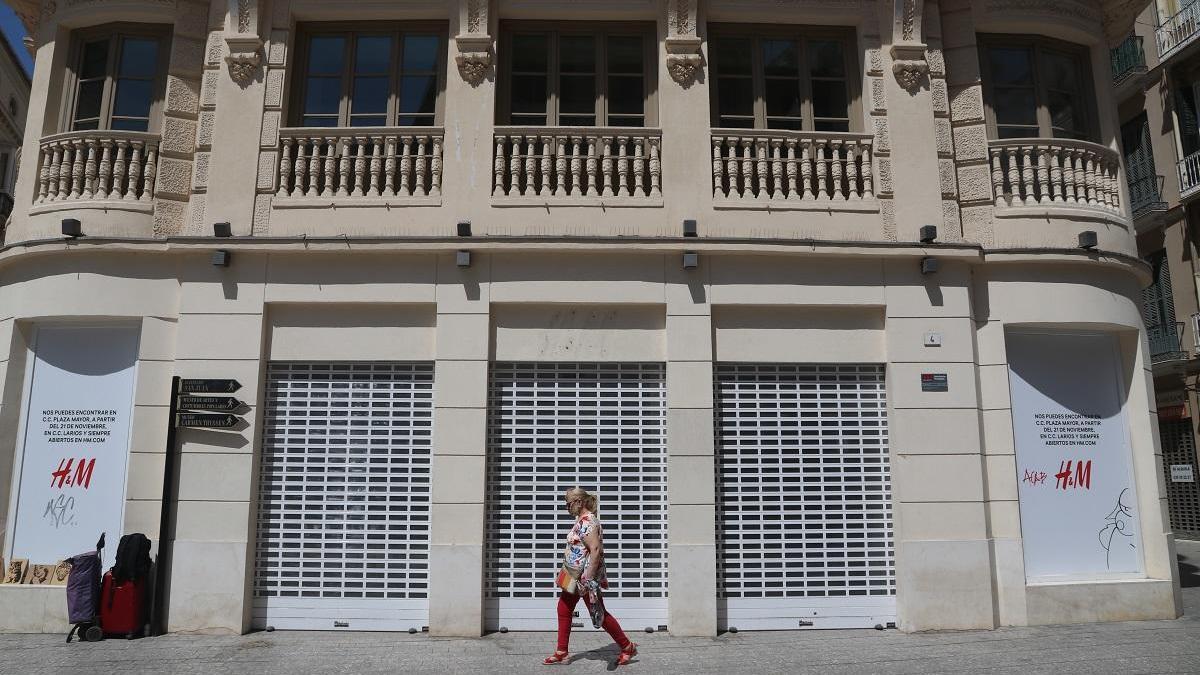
[176,413,240,429]
[178,379,242,394]
[177,395,243,412]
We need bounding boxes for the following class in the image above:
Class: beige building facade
[0,0,1183,637]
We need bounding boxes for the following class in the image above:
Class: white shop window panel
[485,362,668,632]
[715,363,896,630]
[253,362,432,632]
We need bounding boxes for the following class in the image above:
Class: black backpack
[112,533,152,584]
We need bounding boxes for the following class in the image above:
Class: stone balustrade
[988,139,1122,214]
[711,130,875,202]
[492,127,662,201]
[276,128,444,200]
[35,131,159,204]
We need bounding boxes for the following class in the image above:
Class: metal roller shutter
[1160,418,1200,537]
[253,362,432,631]
[715,364,895,630]
[486,363,668,632]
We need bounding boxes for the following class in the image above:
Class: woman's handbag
[556,562,582,595]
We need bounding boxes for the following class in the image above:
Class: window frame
[61,23,171,134]
[288,21,449,129]
[496,21,659,127]
[707,24,862,133]
[979,34,1099,142]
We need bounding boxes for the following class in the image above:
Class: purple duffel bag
[65,550,102,624]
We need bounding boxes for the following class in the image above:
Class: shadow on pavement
[1180,553,1200,589]
[568,645,627,672]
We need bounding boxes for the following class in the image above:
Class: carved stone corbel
[455,0,493,86]
[890,0,928,93]
[225,0,262,86]
[666,0,703,87]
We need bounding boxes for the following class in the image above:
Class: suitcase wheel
[84,625,103,642]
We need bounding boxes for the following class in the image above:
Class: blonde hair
[566,487,598,514]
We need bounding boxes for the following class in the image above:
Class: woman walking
[543,487,638,666]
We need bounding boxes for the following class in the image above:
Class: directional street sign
[176,413,240,429]
[178,379,242,394]
[177,395,243,412]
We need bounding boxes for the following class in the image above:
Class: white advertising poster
[8,325,139,569]
[1007,331,1143,580]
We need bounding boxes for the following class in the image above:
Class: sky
[0,4,33,77]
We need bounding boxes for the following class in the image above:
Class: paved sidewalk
[4,539,1200,675]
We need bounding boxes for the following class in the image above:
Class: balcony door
[1143,251,1182,361]
[1121,113,1161,211]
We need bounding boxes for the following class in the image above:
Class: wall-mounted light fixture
[1078,231,1098,250]
[919,225,937,244]
[213,222,232,238]
[683,251,699,269]
[683,219,697,237]
[456,250,472,268]
[211,250,231,267]
[920,257,938,275]
[457,221,472,237]
[61,218,82,238]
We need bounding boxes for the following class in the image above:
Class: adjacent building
[0,29,29,232]
[0,0,1183,637]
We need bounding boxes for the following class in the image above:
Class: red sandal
[542,650,570,665]
[616,642,638,666]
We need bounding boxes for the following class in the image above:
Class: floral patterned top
[565,513,608,587]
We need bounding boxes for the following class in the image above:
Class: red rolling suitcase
[98,571,146,638]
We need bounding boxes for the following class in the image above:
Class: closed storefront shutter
[1160,418,1200,537]
[253,362,433,631]
[485,363,668,631]
[715,364,896,630]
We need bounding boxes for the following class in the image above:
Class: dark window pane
[765,79,801,118]
[560,36,596,73]
[112,79,153,118]
[608,36,643,74]
[512,35,548,72]
[560,114,595,126]
[352,75,389,114]
[399,75,437,115]
[110,118,150,132]
[510,114,547,126]
[1047,91,1081,135]
[72,118,100,131]
[987,47,1032,86]
[397,115,435,126]
[1041,51,1080,93]
[717,77,754,117]
[768,118,804,130]
[81,40,109,80]
[808,40,845,78]
[350,116,387,127]
[402,35,440,72]
[712,38,752,76]
[559,74,595,114]
[510,74,546,113]
[355,36,392,74]
[811,80,848,119]
[608,115,643,127]
[304,77,343,115]
[308,36,346,76]
[608,76,643,114]
[813,119,849,132]
[717,117,754,129]
[118,38,158,79]
[993,87,1036,126]
[302,116,341,127]
[763,40,798,77]
[75,80,104,123]
[998,125,1038,139]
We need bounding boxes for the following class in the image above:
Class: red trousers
[556,591,631,653]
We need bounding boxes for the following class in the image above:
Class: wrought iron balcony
[1158,3,1200,62]
[1126,169,1167,219]
[1148,321,1187,365]
[1178,149,1200,199]
[1111,34,1147,85]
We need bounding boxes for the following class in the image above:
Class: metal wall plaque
[178,379,242,394]
[920,373,948,392]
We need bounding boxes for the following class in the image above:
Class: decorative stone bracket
[666,0,703,86]
[225,0,262,86]
[891,0,927,92]
[455,35,493,86]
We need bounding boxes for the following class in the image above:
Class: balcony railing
[275,127,444,200]
[1110,34,1147,85]
[1148,321,1187,365]
[1178,149,1200,199]
[34,131,159,204]
[492,127,662,202]
[711,130,875,203]
[987,139,1122,214]
[1127,171,1167,218]
[1157,3,1200,61]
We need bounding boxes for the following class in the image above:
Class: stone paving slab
[3,540,1200,675]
